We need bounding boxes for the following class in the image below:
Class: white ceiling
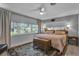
[0,3,79,20]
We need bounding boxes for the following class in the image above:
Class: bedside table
[68,36,78,46]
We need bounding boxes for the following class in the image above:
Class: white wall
[11,34,34,47]
[45,15,78,36]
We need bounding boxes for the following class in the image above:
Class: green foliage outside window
[11,22,38,36]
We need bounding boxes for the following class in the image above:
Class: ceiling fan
[30,3,56,15]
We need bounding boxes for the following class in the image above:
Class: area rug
[8,43,62,56]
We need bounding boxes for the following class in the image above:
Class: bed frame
[33,30,68,55]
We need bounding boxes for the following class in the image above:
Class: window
[11,22,38,36]
[31,24,38,33]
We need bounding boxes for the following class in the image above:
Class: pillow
[55,30,66,35]
[43,30,54,34]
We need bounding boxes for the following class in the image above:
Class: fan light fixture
[40,12,44,15]
[39,3,56,15]
[40,7,45,15]
[41,7,45,12]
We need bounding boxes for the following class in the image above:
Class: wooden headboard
[44,29,68,34]
[55,30,68,34]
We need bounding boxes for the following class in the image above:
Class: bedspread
[34,34,67,52]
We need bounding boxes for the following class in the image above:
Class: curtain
[0,9,11,48]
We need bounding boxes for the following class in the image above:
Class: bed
[33,30,68,54]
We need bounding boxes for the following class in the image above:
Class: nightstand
[68,36,78,46]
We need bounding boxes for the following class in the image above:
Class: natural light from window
[11,22,38,36]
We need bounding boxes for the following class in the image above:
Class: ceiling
[0,3,79,20]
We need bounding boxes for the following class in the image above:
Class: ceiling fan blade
[29,3,44,12]
[31,7,41,11]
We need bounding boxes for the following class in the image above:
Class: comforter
[34,34,67,52]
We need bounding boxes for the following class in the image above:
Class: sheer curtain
[0,8,11,48]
